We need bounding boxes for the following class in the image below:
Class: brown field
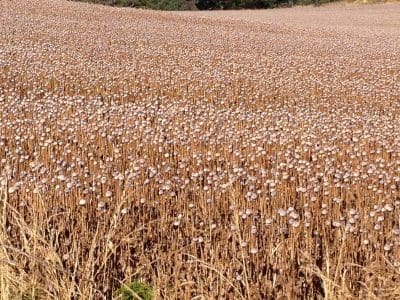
[1,0,400,299]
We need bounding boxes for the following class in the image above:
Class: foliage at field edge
[73,0,336,10]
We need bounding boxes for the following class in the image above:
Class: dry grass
[1,0,400,299]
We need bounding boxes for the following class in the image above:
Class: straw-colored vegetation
[1,1,400,299]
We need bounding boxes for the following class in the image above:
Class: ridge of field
[1,1,400,299]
